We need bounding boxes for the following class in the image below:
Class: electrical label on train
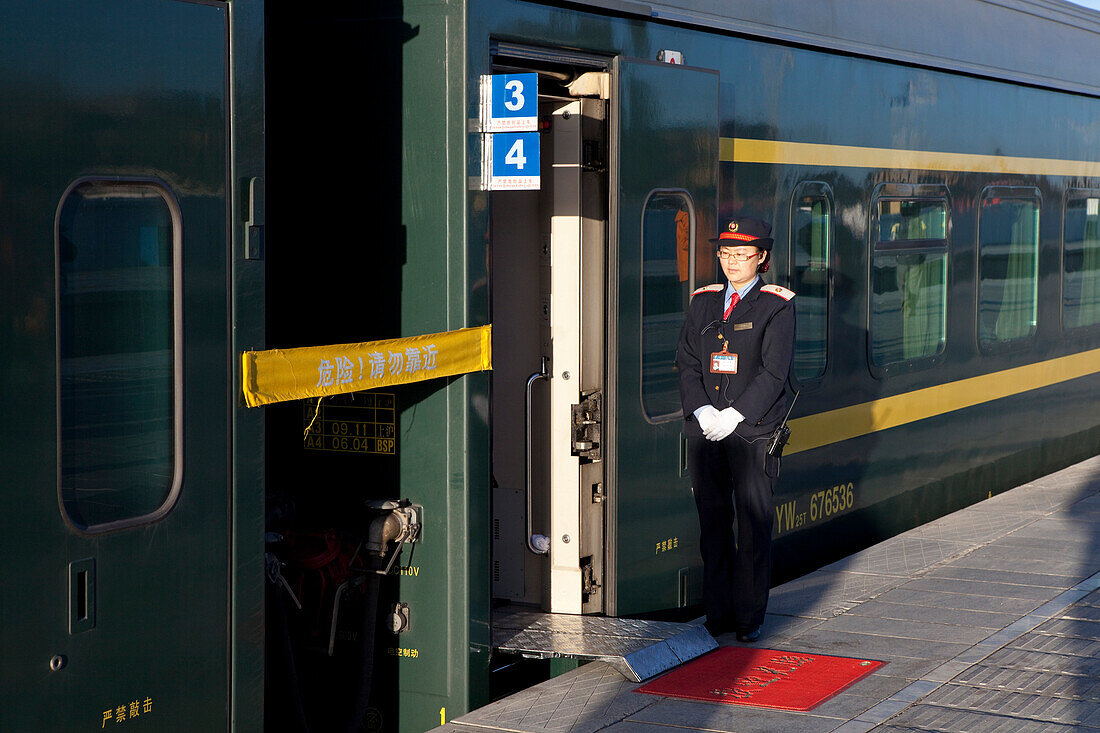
[303,392,397,455]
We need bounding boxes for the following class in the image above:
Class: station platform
[433,455,1100,733]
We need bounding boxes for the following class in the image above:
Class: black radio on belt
[766,390,799,458]
[765,424,790,458]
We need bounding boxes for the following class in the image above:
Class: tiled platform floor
[433,454,1100,733]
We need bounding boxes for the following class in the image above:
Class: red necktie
[723,292,740,321]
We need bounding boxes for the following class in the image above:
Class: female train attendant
[676,216,796,642]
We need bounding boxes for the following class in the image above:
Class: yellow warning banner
[241,325,492,407]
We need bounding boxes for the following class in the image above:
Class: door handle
[69,558,96,634]
[525,357,551,554]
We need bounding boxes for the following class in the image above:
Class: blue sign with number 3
[485,73,537,131]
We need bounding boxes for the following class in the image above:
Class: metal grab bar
[525,356,551,555]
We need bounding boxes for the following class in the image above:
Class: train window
[978,188,1040,348]
[869,189,949,367]
[56,180,182,531]
[641,191,695,422]
[1063,191,1100,331]
[789,182,832,382]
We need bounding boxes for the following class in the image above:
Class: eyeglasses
[717,250,761,262]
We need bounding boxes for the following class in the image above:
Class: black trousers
[687,434,776,632]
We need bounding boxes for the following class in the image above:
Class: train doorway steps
[491,606,717,682]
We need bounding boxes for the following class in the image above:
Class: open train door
[607,57,719,616]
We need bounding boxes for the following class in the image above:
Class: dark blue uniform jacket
[677,279,796,439]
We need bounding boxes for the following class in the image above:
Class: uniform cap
[711,216,773,251]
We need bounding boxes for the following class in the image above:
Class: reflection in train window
[641,191,694,422]
[979,188,1040,348]
[870,195,948,366]
[789,183,832,382]
[1063,191,1100,331]
[57,181,182,531]
[875,199,947,242]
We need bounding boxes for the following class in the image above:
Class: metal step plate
[492,606,717,682]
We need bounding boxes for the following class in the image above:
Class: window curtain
[900,254,945,360]
[1075,215,1100,328]
[898,215,944,360]
[993,204,1038,342]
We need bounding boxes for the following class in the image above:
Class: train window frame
[1061,189,1100,335]
[867,183,951,376]
[976,186,1041,354]
[54,177,184,534]
[788,181,834,388]
[639,188,696,424]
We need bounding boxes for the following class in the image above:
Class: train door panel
[490,80,607,615]
[609,58,719,615]
[0,3,230,729]
[547,98,607,614]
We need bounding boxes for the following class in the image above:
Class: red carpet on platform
[635,647,885,711]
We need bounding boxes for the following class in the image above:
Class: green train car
[3,0,1099,731]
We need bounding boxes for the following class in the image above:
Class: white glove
[705,407,743,441]
[695,405,720,435]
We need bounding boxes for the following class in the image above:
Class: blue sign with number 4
[492,132,539,177]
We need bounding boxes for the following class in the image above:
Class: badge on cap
[729,221,739,232]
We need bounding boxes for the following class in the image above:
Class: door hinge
[582,139,606,173]
[571,390,602,463]
[581,556,602,603]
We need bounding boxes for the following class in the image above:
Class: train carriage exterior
[2,0,1099,731]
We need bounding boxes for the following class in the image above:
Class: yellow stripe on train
[719,137,1100,177]
[786,348,1100,454]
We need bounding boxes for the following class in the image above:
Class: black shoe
[736,626,761,643]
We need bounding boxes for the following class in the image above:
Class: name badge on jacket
[710,352,738,374]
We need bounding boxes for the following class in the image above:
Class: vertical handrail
[525,357,551,554]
